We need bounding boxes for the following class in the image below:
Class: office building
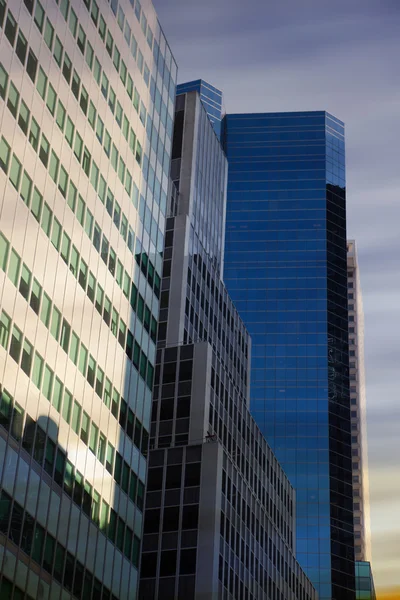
[0,0,176,597]
[223,111,355,599]
[355,561,376,600]
[138,91,316,599]
[176,79,223,138]
[347,240,371,562]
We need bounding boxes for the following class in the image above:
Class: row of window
[0,386,141,567]
[0,489,119,600]
[0,139,157,392]
[0,574,34,600]
[0,316,145,512]
[0,53,160,305]
[0,231,151,459]
[81,0,176,115]
[23,0,150,132]
[1,0,167,261]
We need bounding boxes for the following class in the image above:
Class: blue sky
[154,0,400,589]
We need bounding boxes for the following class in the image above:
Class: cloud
[154,0,400,589]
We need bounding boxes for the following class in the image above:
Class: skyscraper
[0,0,176,597]
[176,79,223,138]
[223,111,355,599]
[347,240,371,562]
[139,90,316,599]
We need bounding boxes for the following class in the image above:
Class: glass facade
[223,111,355,599]
[140,91,316,600]
[176,79,223,139]
[0,0,176,597]
[355,561,376,600]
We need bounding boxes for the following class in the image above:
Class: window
[79,344,88,376]
[53,36,63,67]
[42,366,54,401]
[41,203,52,236]
[71,70,80,99]
[58,166,68,197]
[0,64,8,100]
[69,7,78,37]
[44,19,54,50]
[91,1,99,25]
[62,389,73,423]
[74,132,83,162]
[62,53,72,83]
[71,401,82,434]
[46,84,57,115]
[34,1,45,32]
[32,352,44,388]
[39,134,50,168]
[106,442,114,474]
[26,49,38,82]
[29,117,40,151]
[7,82,19,118]
[73,193,83,222]
[52,377,63,412]
[0,311,11,349]
[21,339,33,376]
[40,292,52,328]
[8,249,21,286]
[80,411,89,444]
[36,67,48,100]
[19,264,31,300]
[86,41,94,69]
[30,279,42,315]
[89,423,98,454]
[106,31,113,57]
[9,155,22,190]
[4,11,17,46]
[51,218,61,250]
[50,307,61,341]
[49,151,60,183]
[0,136,11,173]
[16,30,28,64]
[88,101,96,129]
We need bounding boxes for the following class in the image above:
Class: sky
[154,0,400,590]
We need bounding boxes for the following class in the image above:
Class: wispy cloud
[154,0,400,588]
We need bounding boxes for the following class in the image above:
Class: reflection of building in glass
[176,79,223,139]
[356,561,376,600]
[222,111,356,600]
[347,240,371,563]
[139,90,316,600]
[0,0,176,597]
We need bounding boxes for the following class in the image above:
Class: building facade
[176,79,223,139]
[222,111,355,599]
[355,561,376,600]
[0,0,176,598]
[139,91,316,600]
[347,240,371,562]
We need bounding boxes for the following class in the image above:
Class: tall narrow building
[222,111,355,599]
[139,90,316,599]
[176,79,223,138]
[0,0,176,597]
[347,240,371,562]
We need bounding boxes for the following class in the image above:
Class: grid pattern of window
[0,386,141,565]
[139,445,201,599]
[223,111,355,600]
[347,241,371,563]
[0,0,177,596]
[140,90,316,599]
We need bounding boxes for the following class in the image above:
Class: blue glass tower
[222,111,355,600]
[176,79,223,138]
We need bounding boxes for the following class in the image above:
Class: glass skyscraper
[223,111,355,599]
[139,89,316,600]
[176,79,223,138]
[0,0,176,597]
